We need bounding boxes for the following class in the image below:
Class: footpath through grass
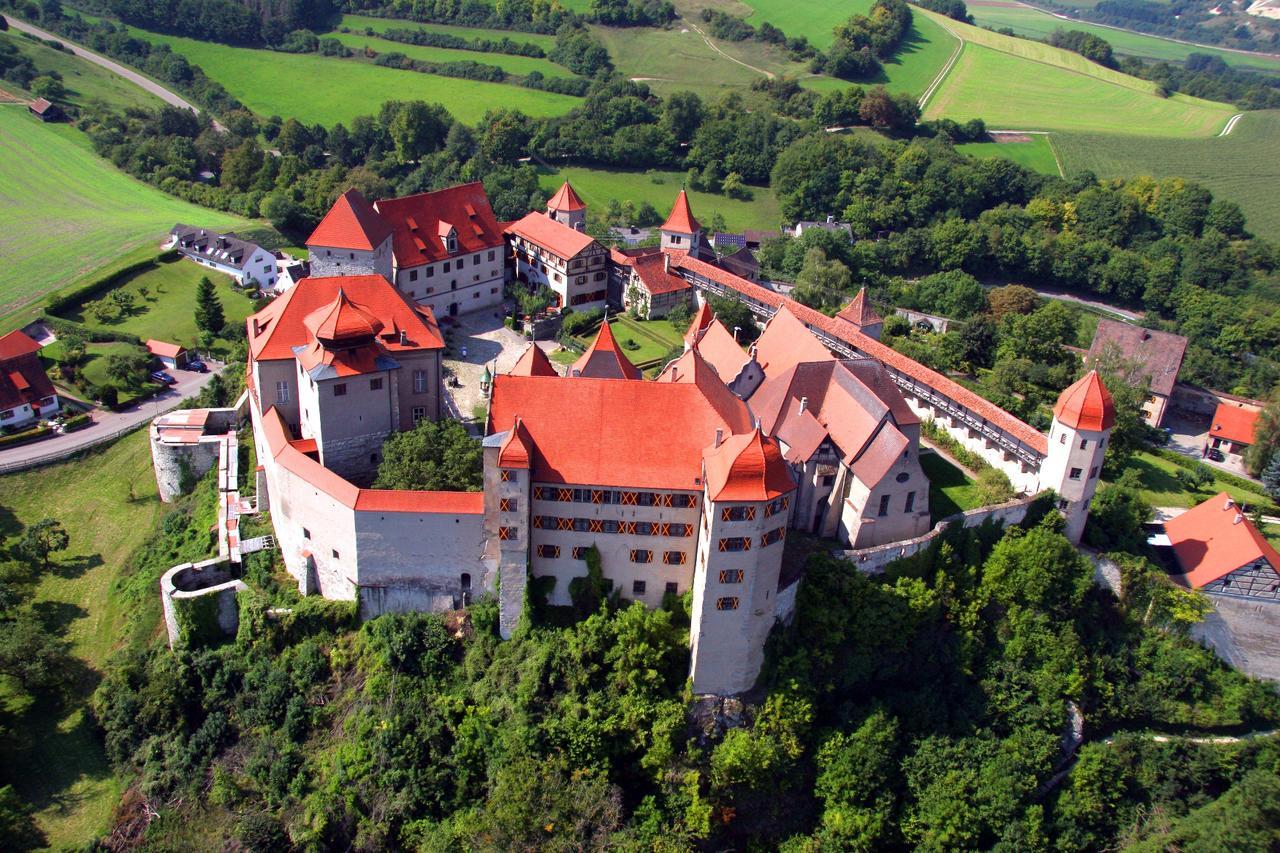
[0,110,251,326]
[0,429,164,847]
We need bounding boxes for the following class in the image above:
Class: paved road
[4,16,207,117]
[982,282,1142,322]
[0,365,221,472]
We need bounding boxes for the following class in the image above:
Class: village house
[168,225,277,288]
[146,339,187,371]
[0,330,59,428]
[1086,319,1187,427]
[1207,401,1260,461]
[1161,493,1280,602]
[506,182,611,312]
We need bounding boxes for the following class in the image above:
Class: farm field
[967,0,1280,73]
[535,166,783,232]
[327,30,576,78]
[118,25,581,125]
[956,134,1062,175]
[918,9,1235,135]
[0,30,163,111]
[1052,110,1280,241]
[0,429,164,847]
[338,14,557,50]
[0,110,250,324]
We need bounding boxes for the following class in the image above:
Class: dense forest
[1029,0,1280,52]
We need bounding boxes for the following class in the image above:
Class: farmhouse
[0,330,59,428]
[169,225,277,288]
[1164,493,1280,602]
[1087,319,1187,427]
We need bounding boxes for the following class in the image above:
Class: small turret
[546,181,587,231]
[1040,370,1115,543]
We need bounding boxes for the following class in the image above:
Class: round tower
[1039,370,1115,544]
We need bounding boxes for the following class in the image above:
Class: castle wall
[900,395,1042,493]
[152,437,221,502]
[308,238,392,280]
[298,364,395,481]
[254,358,301,429]
[160,558,246,648]
[354,506,487,618]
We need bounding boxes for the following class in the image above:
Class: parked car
[1207,447,1225,462]
[151,371,177,384]
[186,359,207,373]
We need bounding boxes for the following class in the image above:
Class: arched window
[460,572,472,591]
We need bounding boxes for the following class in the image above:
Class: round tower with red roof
[1039,370,1116,543]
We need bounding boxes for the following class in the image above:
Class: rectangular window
[905,491,916,513]
[630,549,653,564]
[333,383,347,397]
[1089,467,1099,480]
[426,265,435,278]
[500,469,512,482]
[761,527,785,547]
[877,494,890,517]
[718,537,751,552]
[332,549,340,559]
[499,498,516,513]
[443,261,451,273]
[473,254,481,264]
[1069,467,1083,480]
[572,546,590,560]
[632,580,646,596]
[302,527,311,540]
[1079,438,1088,450]
[532,515,548,529]
[275,381,290,403]
[721,506,756,522]
[663,551,687,565]
[671,524,693,538]
[557,517,574,531]
[457,257,464,269]
[764,495,790,517]
[716,596,739,611]
[488,250,496,261]
[498,526,516,541]
[720,569,745,584]
[533,486,547,500]
[409,269,418,281]
[536,544,559,559]
[412,406,427,424]
[369,378,383,391]
[665,582,679,595]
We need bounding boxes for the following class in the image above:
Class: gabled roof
[547,180,587,212]
[307,188,392,251]
[753,306,836,379]
[1209,403,1260,446]
[248,275,443,362]
[655,347,754,434]
[0,332,55,411]
[1087,319,1187,397]
[661,189,700,235]
[498,417,535,468]
[505,211,598,259]
[836,288,882,327]
[509,344,559,377]
[146,339,185,359]
[1167,493,1280,588]
[29,97,54,115]
[684,301,715,345]
[571,322,642,380]
[689,319,748,382]
[1053,370,1115,432]
[0,331,42,360]
[170,224,264,272]
[375,183,504,267]
[703,428,794,502]
[630,253,690,296]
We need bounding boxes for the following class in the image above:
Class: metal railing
[0,420,149,475]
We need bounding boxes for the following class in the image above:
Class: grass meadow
[327,30,577,78]
[0,31,164,111]
[967,1,1280,73]
[536,165,783,232]
[0,110,250,325]
[957,135,1062,174]
[1122,450,1275,512]
[120,25,581,125]
[0,429,164,846]
[338,14,557,50]
[1052,110,1280,241]
[919,450,981,521]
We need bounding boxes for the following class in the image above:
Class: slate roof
[170,224,264,272]
[1086,319,1187,397]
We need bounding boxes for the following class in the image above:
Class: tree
[1244,393,1280,476]
[374,419,483,492]
[1084,477,1152,553]
[662,90,704,142]
[195,275,225,338]
[793,248,851,312]
[30,75,64,102]
[1263,454,1280,500]
[104,349,150,389]
[1087,343,1157,475]
[220,139,263,191]
[987,284,1039,320]
[389,101,450,163]
[18,518,68,571]
[709,296,760,344]
[0,612,72,692]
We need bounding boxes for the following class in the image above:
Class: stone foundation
[160,558,247,648]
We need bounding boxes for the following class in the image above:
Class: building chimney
[252,317,260,336]
[1224,497,1235,510]
[714,428,723,448]
[799,396,808,415]
[399,329,408,345]
[663,253,670,274]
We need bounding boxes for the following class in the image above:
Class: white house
[169,225,278,288]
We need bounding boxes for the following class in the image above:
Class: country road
[3,15,223,129]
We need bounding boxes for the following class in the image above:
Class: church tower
[1039,370,1115,544]
[546,181,587,231]
[660,189,703,255]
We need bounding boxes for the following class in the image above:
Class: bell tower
[1039,370,1115,544]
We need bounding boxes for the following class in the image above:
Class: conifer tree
[194,276,225,339]
[1263,454,1280,500]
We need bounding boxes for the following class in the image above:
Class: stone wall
[152,438,220,502]
[903,396,1042,493]
[160,558,247,647]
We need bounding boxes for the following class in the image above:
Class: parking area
[1162,409,1255,480]
[439,307,568,424]
[1193,595,1280,683]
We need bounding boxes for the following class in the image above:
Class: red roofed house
[506,187,610,312]
[1207,401,1260,460]
[619,252,691,319]
[306,184,507,320]
[0,330,59,428]
[1086,319,1187,426]
[146,339,188,370]
[659,189,713,259]
[1165,493,1280,602]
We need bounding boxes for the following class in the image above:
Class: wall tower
[1038,370,1115,544]
[660,189,703,254]
[546,181,588,231]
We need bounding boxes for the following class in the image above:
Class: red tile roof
[375,182,505,267]
[29,97,54,115]
[307,188,392,251]
[690,319,749,381]
[498,417,535,468]
[547,180,587,212]
[505,211,598,259]
[509,344,559,377]
[248,275,443,363]
[0,330,42,360]
[1209,403,1260,446]
[655,347,754,434]
[1167,493,1280,588]
[753,305,836,380]
[1087,319,1186,397]
[1053,370,1116,432]
[353,489,484,514]
[305,289,383,343]
[630,253,691,296]
[662,189,700,235]
[703,428,794,502]
[572,322,642,380]
[488,374,750,490]
[0,331,55,411]
[146,339,185,359]
[685,301,714,345]
[836,288,881,327]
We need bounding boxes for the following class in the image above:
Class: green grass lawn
[338,14,558,50]
[0,30,164,111]
[0,429,164,847]
[1052,110,1280,242]
[573,315,681,367]
[1122,450,1275,512]
[327,30,577,78]
[957,135,1062,175]
[58,255,259,349]
[536,165,783,232]
[920,449,982,521]
[41,339,154,404]
[119,25,581,125]
[0,109,252,326]
[967,1,1280,74]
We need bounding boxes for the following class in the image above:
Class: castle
[164,181,1115,696]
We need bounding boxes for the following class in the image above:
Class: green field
[328,30,576,78]
[957,135,1062,174]
[536,165,783,232]
[1123,450,1275,513]
[967,1,1280,73]
[0,430,164,846]
[120,25,581,125]
[1052,110,1280,241]
[920,449,981,521]
[0,31,164,111]
[0,109,251,324]
[919,9,1235,136]
[338,14,558,50]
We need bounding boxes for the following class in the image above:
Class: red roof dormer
[1053,370,1116,432]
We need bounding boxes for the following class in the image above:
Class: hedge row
[44,250,177,314]
[0,425,52,447]
[39,314,143,347]
[63,413,92,431]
